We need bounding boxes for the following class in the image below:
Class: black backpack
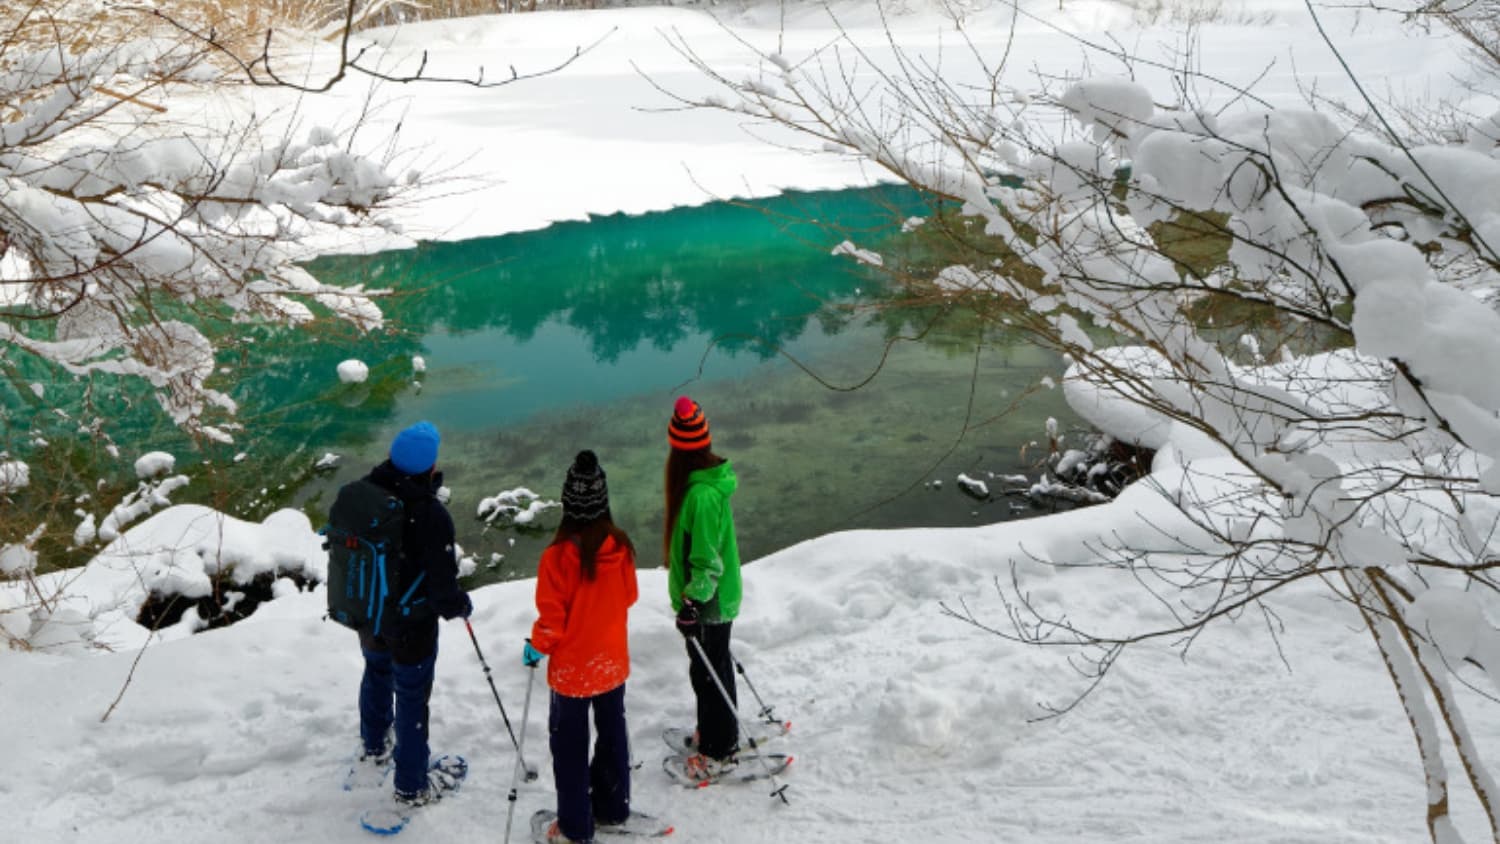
[324,479,431,636]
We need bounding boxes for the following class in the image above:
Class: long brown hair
[551,512,634,581]
[663,447,726,562]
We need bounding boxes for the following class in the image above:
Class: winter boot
[682,752,737,783]
[392,755,468,808]
[358,731,394,765]
[543,818,587,844]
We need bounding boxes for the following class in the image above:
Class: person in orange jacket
[526,450,639,844]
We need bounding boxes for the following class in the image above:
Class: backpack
[323,479,431,636]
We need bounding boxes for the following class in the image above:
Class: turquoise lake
[7,187,1082,580]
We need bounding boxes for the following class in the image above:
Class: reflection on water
[284,187,1081,582]
[7,186,1083,580]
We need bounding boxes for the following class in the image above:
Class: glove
[444,592,473,620]
[676,598,702,639]
[522,640,543,667]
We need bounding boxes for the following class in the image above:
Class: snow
[956,472,990,498]
[4,478,1497,841]
[73,513,98,548]
[1409,587,1484,663]
[0,459,29,492]
[97,475,192,543]
[831,239,885,266]
[0,542,37,576]
[476,487,558,527]
[4,504,328,654]
[193,0,1478,249]
[5,1,1500,841]
[1060,76,1155,141]
[336,359,370,384]
[133,451,176,479]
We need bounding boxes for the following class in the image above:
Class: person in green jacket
[664,396,743,779]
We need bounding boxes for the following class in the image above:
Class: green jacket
[667,460,742,623]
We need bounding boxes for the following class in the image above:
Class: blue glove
[522,640,543,667]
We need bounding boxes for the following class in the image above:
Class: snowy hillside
[230,0,1480,248]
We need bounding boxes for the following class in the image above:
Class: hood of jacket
[593,533,634,569]
[370,459,444,504]
[687,459,737,499]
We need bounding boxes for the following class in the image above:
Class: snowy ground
[7,478,1495,842]
[5,1,1496,841]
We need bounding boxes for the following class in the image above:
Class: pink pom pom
[674,396,697,418]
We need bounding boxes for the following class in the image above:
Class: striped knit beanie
[562,450,610,522]
[668,396,711,451]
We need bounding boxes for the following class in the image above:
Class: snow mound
[0,534,39,576]
[133,451,176,479]
[0,459,29,492]
[1060,76,1155,141]
[337,359,369,384]
[27,505,328,651]
[956,473,990,498]
[477,487,558,526]
[831,239,884,266]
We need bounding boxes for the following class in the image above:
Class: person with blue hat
[352,420,473,808]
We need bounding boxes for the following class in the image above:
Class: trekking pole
[503,663,539,844]
[730,650,787,729]
[464,618,538,781]
[688,636,790,804]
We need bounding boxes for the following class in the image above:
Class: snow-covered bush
[1029,430,1148,506]
[683,3,1500,838]
[0,451,201,651]
[477,487,559,529]
[1,0,578,650]
[0,2,402,444]
[0,0,402,655]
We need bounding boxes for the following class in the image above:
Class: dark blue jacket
[367,460,468,626]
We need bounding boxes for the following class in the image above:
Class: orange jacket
[529,534,638,698]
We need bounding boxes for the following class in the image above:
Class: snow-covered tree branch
[0,0,416,442]
[676,2,1500,838]
[0,0,594,655]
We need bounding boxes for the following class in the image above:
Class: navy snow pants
[359,622,438,796]
[549,683,631,843]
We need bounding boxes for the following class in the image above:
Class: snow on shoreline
[3,505,328,654]
[247,0,1481,253]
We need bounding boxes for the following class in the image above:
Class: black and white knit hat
[562,450,610,522]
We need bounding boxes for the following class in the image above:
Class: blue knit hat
[390,421,440,475]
